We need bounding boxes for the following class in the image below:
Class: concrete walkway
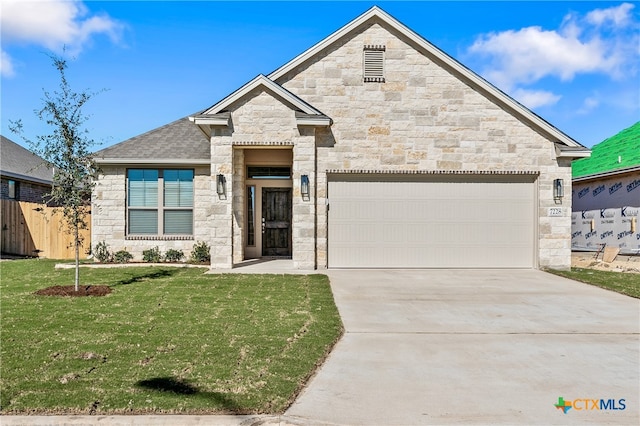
[207,259,313,275]
[286,269,639,425]
[3,269,639,425]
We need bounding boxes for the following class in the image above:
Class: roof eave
[190,116,230,126]
[0,171,52,185]
[95,158,211,166]
[295,112,332,126]
[296,117,332,126]
[573,165,640,183]
[555,144,591,159]
[188,113,230,139]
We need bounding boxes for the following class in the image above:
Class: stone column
[92,166,126,247]
[292,129,317,269]
[210,135,234,269]
[232,148,245,264]
[538,158,573,270]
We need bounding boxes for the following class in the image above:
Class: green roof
[572,121,640,179]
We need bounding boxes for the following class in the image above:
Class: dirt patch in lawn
[572,252,640,273]
[34,285,112,297]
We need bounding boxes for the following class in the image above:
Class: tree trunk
[74,222,80,292]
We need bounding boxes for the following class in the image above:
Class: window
[8,180,17,199]
[363,45,385,82]
[247,166,291,179]
[127,169,194,236]
[247,186,256,246]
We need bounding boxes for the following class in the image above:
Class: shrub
[142,246,162,263]
[164,249,184,263]
[113,250,133,263]
[93,241,113,263]
[189,241,210,264]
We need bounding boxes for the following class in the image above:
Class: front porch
[210,143,319,271]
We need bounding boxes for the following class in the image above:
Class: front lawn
[0,260,343,414]
[547,267,640,299]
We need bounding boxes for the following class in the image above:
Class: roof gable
[0,135,53,184]
[572,121,640,179]
[201,74,324,116]
[268,6,586,151]
[190,75,331,132]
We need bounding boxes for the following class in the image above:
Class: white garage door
[328,174,536,268]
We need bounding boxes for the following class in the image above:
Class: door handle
[262,218,266,234]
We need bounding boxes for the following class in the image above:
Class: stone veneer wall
[231,148,245,265]
[210,89,318,269]
[101,20,575,270]
[292,129,317,269]
[210,132,233,269]
[92,165,213,260]
[272,21,572,269]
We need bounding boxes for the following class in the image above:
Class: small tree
[10,54,100,291]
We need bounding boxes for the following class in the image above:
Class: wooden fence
[1,200,91,259]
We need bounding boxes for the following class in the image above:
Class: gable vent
[363,45,385,82]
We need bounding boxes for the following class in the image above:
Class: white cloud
[0,0,123,76]
[577,96,600,115]
[586,2,635,27]
[473,26,608,87]
[467,2,639,109]
[1,50,15,77]
[511,88,561,110]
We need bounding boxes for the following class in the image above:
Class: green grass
[547,268,640,299]
[0,260,343,415]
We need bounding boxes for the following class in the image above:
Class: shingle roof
[572,122,640,179]
[0,135,53,184]
[95,117,209,163]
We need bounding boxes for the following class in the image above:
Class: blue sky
[1,1,638,151]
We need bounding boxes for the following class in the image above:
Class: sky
[1,0,639,152]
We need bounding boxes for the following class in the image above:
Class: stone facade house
[93,7,589,270]
[1,135,52,203]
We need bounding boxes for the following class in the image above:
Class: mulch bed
[34,285,112,297]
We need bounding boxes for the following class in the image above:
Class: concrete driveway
[286,269,639,425]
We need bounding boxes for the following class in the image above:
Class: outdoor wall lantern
[216,174,226,198]
[301,175,310,200]
[553,178,564,202]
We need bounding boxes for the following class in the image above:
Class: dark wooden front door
[262,188,292,257]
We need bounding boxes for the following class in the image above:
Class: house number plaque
[548,207,563,217]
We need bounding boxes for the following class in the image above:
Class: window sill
[126,235,194,241]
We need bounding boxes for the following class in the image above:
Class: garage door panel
[328,176,535,268]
